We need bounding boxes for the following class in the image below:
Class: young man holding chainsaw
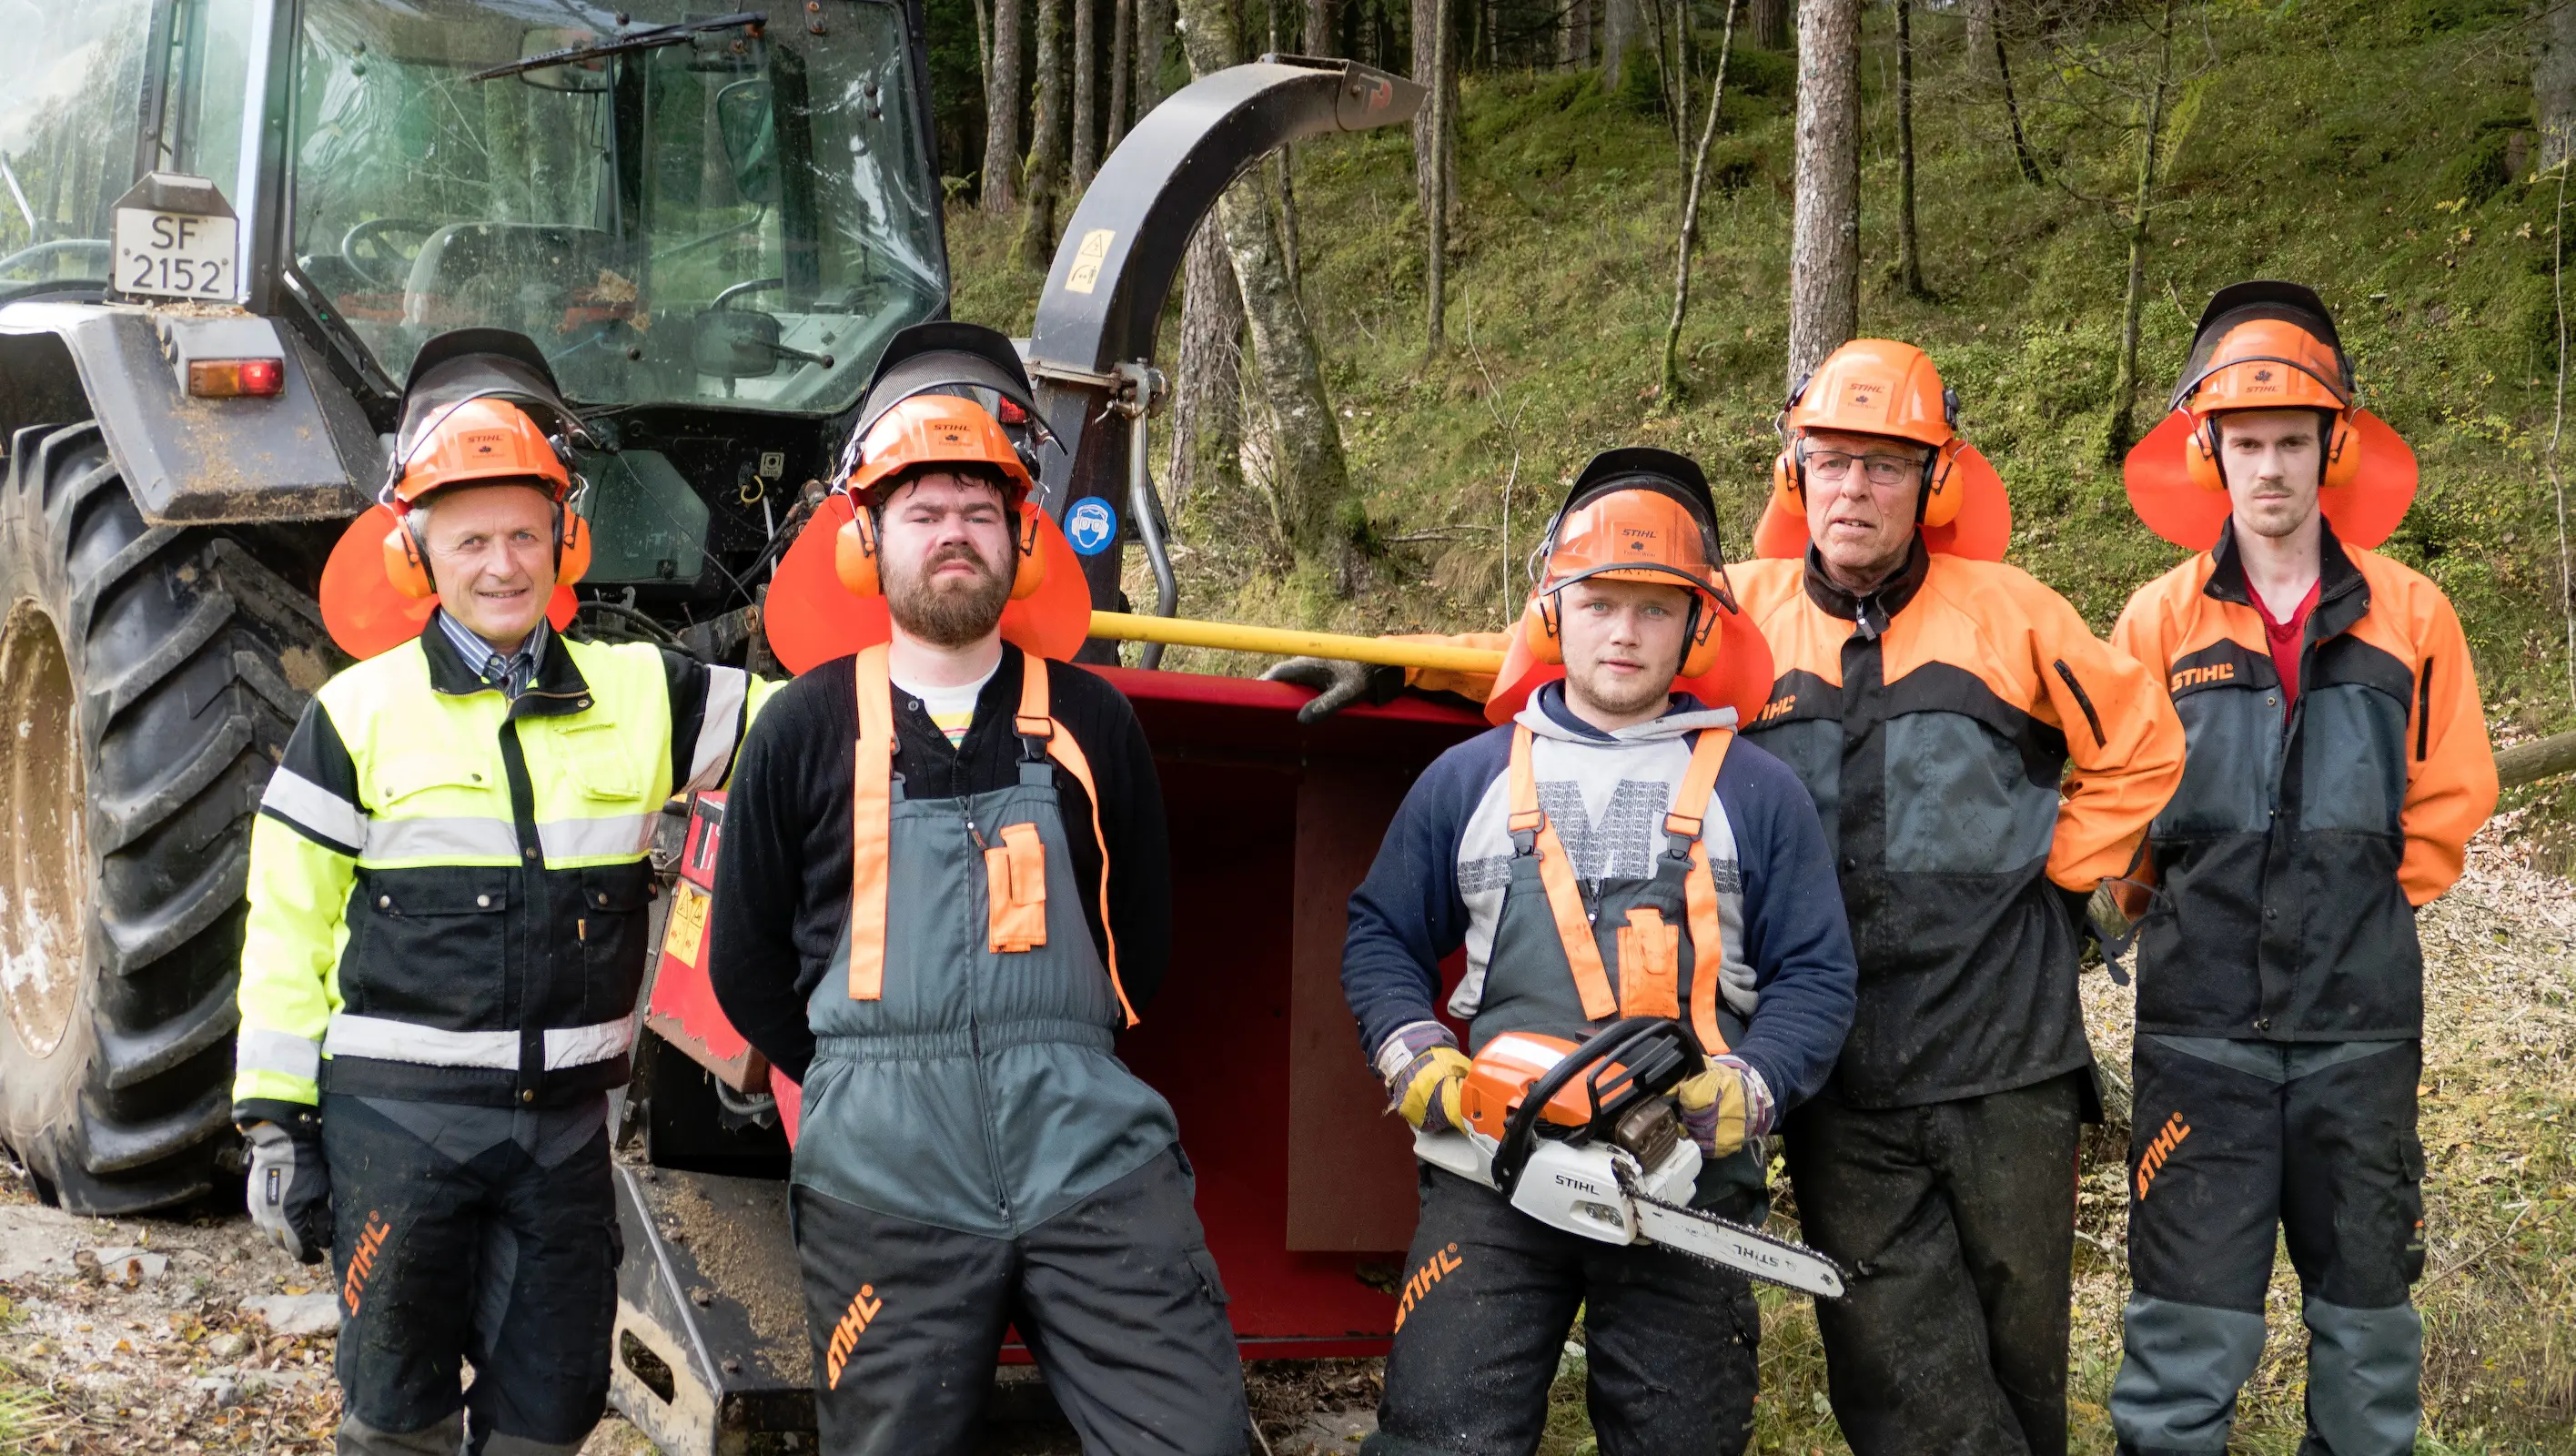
[2106,283,2496,1456]
[1341,449,1860,1456]
[705,332,1249,1456]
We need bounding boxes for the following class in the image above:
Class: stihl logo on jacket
[2111,521,2498,1040]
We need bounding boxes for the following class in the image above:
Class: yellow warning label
[662,882,711,966]
[1063,229,1116,294]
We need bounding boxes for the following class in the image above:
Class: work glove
[1376,1022,1471,1135]
[244,1118,332,1265]
[1675,1056,1773,1160]
[1263,656,1406,725]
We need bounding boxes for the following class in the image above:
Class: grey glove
[246,1120,332,1265]
[1262,656,1407,724]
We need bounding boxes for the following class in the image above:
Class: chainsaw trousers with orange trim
[1781,1073,2084,1456]
[321,1094,619,1455]
[2111,1037,2424,1456]
[790,1147,1248,1456]
[1365,1167,1762,1456]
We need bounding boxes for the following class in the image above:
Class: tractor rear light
[997,398,1028,423]
[186,358,284,398]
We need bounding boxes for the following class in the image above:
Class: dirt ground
[5,820,2571,1454]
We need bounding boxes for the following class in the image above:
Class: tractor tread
[96,974,239,1091]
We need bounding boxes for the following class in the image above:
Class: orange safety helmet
[379,395,591,599]
[1771,339,1966,529]
[832,392,1046,602]
[1517,450,1734,682]
[2124,282,2418,550]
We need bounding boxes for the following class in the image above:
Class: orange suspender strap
[1662,726,1736,1056]
[847,644,895,999]
[1507,725,1619,1022]
[1015,653,1140,1028]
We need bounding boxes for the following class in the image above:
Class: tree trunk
[1427,0,1453,349]
[1603,0,1641,87]
[1662,0,1740,401]
[1273,1,1301,298]
[983,0,1026,209]
[1965,0,1995,81]
[1787,0,1860,388]
[1136,0,1174,112]
[1412,0,1459,224]
[1072,0,1099,189]
[1175,0,1354,565]
[1562,0,1591,68]
[1895,0,1925,298]
[1168,217,1247,503]
[1995,26,2043,186]
[1307,0,1336,53]
[2541,0,2576,167]
[2106,0,2177,458]
[1107,0,1135,151]
[1749,0,1788,51]
[1018,0,1069,268]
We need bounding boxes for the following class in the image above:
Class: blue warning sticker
[1066,497,1119,556]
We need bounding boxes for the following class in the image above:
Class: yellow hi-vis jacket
[232,620,773,1117]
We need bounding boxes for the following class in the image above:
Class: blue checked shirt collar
[431,608,550,700]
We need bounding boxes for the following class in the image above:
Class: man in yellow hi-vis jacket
[232,357,772,1456]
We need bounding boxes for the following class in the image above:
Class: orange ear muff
[1520,592,1563,665]
[2186,417,2227,494]
[382,512,436,599]
[1770,449,1802,512]
[1679,597,1723,680]
[2187,410,2361,494]
[1918,440,1965,529]
[556,507,591,588]
[835,506,884,597]
[1009,501,1046,602]
[2321,410,2361,491]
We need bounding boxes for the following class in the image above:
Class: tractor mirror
[714,80,780,204]
[514,27,611,93]
[692,308,784,379]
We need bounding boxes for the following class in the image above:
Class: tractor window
[286,0,947,417]
[151,0,263,207]
[0,0,157,285]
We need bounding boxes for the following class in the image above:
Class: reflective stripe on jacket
[233,621,773,1113]
[2109,521,2495,1039]
[1734,543,2185,1107]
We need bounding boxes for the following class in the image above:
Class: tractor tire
[0,420,336,1214]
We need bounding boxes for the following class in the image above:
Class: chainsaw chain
[1611,1158,1852,1296]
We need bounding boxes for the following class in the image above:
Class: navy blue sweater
[1341,690,1859,1112]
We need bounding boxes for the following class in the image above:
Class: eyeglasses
[1803,449,1924,486]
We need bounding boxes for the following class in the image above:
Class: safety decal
[1065,498,1119,557]
[825,1283,885,1390]
[342,1210,393,1318]
[662,883,711,967]
[2135,1111,2192,1200]
[1391,1243,1463,1334]
[1062,229,1116,295]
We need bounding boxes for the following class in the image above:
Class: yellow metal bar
[1086,611,1504,675]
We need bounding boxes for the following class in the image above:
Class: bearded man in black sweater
[706,381,1247,1456]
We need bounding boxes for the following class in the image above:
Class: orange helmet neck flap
[1517,449,1734,683]
[2124,280,2418,550]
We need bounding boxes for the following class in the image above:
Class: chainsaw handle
[1490,1017,1699,1198]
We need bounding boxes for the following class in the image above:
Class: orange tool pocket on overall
[985,823,1049,952]
[1505,723,1732,1046]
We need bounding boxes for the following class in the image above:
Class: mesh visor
[2170,301,2351,413]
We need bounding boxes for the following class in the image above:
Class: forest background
[933,0,2576,1450]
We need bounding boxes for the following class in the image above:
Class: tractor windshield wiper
[468,11,767,83]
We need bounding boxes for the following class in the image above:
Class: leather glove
[245,1119,332,1265]
[1262,657,1406,724]
[1376,1022,1471,1135]
[1676,1056,1772,1159]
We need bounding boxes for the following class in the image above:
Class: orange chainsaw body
[1461,1031,1631,1143]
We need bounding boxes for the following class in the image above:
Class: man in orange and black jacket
[1274,339,2185,1455]
[2104,284,2497,1456]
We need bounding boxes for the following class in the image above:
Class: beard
[1564,657,1678,719]
[884,538,1013,648]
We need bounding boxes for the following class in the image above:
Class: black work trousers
[791,1146,1248,1456]
[1364,1167,1762,1456]
[1782,1073,2084,1456]
[2111,1036,2425,1456]
[322,1094,620,1455]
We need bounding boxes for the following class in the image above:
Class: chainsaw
[1411,1016,1847,1299]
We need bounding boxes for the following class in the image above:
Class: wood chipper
[0,2,1484,1449]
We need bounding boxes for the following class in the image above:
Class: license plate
[111,207,238,302]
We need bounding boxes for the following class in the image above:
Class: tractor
[0,3,1474,1449]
